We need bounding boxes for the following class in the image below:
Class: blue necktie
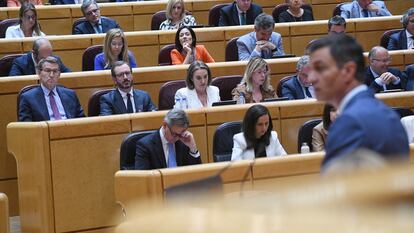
[362,9,369,18]
[304,87,312,98]
[167,143,177,168]
[240,12,246,25]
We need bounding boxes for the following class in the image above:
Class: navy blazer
[281,75,306,100]
[99,89,157,116]
[19,86,85,122]
[134,130,202,170]
[405,64,414,91]
[323,89,409,168]
[364,67,406,93]
[387,29,408,51]
[50,0,75,4]
[9,52,71,76]
[218,2,262,26]
[73,17,120,35]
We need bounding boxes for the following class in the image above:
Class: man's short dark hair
[110,60,131,78]
[328,15,346,31]
[308,34,365,83]
[36,56,59,72]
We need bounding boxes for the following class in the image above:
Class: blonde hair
[165,0,185,21]
[103,28,130,69]
[241,57,272,93]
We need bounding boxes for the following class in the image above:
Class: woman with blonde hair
[5,3,45,38]
[232,57,277,103]
[94,28,137,70]
[159,0,196,30]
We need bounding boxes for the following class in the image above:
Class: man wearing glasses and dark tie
[73,0,120,35]
[99,61,156,115]
[135,109,201,170]
[18,56,85,121]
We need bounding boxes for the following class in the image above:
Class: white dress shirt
[5,24,45,39]
[118,89,136,113]
[406,30,414,49]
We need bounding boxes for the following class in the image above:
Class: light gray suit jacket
[237,31,284,61]
[340,1,391,19]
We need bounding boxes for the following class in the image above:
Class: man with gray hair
[281,55,314,100]
[365,46,406,93]
[9,38,71,76]
[135,109,201,170]
[237,13,284,61]
[72,0,120,34]
[387,7,414,50]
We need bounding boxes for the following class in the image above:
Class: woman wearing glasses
[94,28,137,70]
[231,104,286,161]
[6,3,45,38]
[159,0,196,30]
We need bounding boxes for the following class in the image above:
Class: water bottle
[181,97,188,109]
[237,93,246,105]
[175,97,181,109]
[300,142,310,154]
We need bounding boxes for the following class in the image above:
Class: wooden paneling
[0,180,18,217]
[0,193,9,233]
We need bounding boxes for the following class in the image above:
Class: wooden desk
[0,193,9,233]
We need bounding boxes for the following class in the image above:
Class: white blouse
[231,131,287,161]
[173,86,220,109]
[5,24,45,39]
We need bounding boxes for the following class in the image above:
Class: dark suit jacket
[50,0,75,4]
[73,17,120,35]
[218,2,262,26]
[99,89,157,116]
[9,52,71,76]
[281,75,306,100]
[405,64,414,91]
[364,67,406,93]
[135,130,202,170]
[19,85,85,122]
[387,29,407,51]
[323,89,409,168]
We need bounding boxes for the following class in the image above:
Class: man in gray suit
[237,13,285,61]
[340,0,391,19]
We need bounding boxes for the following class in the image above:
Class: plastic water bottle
[237,93,246,105]
[181,97,188,109]
[175,97,181,109]
[300,142,310,154]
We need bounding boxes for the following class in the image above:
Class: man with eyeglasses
[387,7,414,50]
[135,109,201,170]
[365,46,406,93]
[73,0,120,35]
[100,61,156,115]
[9,38,71,76]
[18,56,85,122]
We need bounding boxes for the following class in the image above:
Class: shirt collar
[235,4,245,14]
[31,53,38,67]
[338,84,367,113]
[405,29,413,39]
[40,83,57,96]
[369,66,380,77]
[117,88,133,98]
[159,127,169,146]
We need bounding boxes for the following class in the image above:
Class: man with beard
[99,61,156,115]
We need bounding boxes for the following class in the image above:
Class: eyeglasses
[41,69,60,75]
[23,14,36,20]
[167,125,185,138]
[372,58,391,63]
[86,8,99,16]
[115,71,131,78]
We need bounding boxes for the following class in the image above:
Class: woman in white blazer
[231,104,286,161]
[174,61,220,109]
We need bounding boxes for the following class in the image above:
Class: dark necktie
[126,93,133,113]
[362,9,369,18]
[240,12,246,25]
[94,24,102,33]
[49,91,61,120]
[304,87,312,98]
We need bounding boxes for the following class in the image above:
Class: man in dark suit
[135,109,202,170]
[19,56,85,122]
[406,64,414,91]
[308,34,409,169]
[281,55,314,100]
[100,61,156,115]
[9,38,71,76]
[365,46,406,93]
[218,0,262,26]
[73,0,120,35]
[387,8,414,50]
[50,0,76,4]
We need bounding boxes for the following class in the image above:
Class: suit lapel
[294,77,305,99]
[401,31,408,49]
[132,90,142,112]
[56,86,71,118]
[231,4,240,25]
[153,132,167,168]
[35,86,51,121]
[113,90,128,113]
[174,141,184,166]
[27,53,36,75]
[85,21,95,34]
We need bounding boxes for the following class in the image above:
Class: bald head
[368,46,391,75]
[32,38,53,63]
